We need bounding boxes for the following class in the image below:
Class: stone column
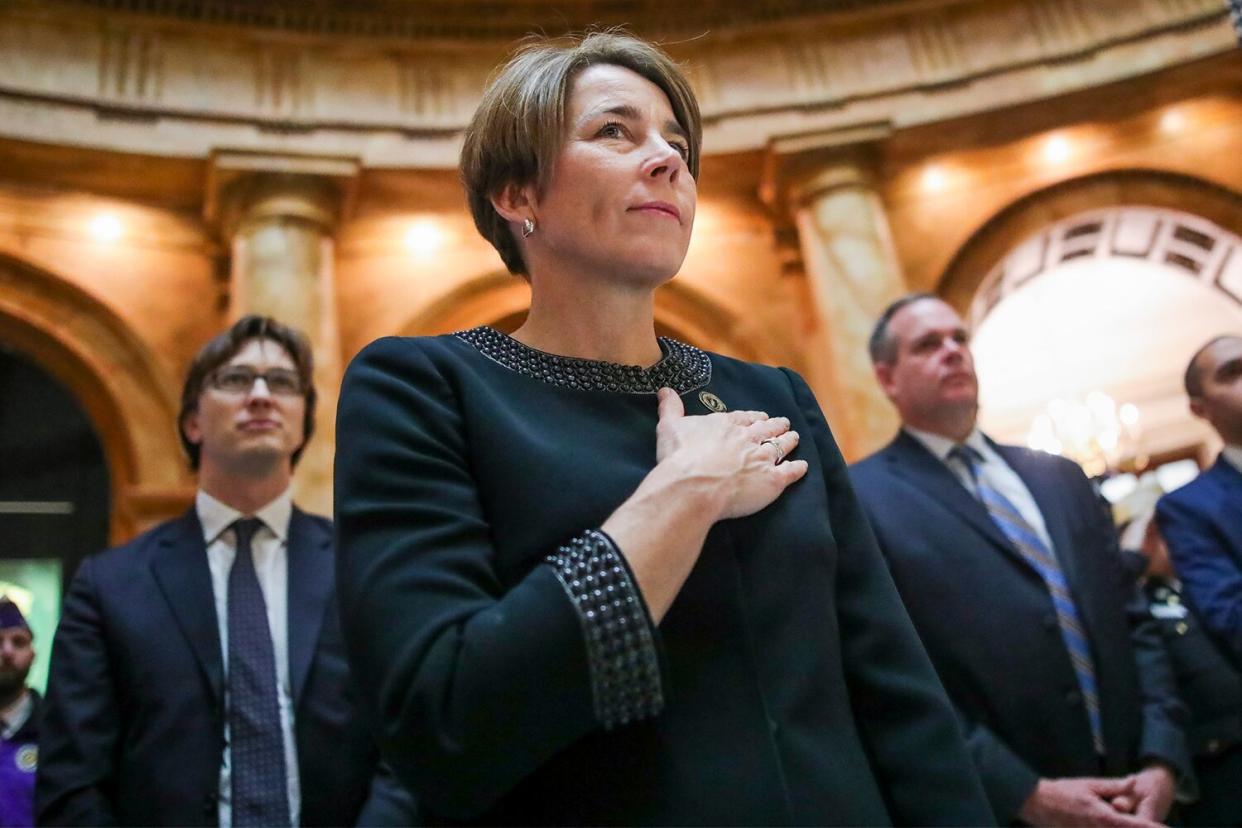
[770,138,907,459]
[211,154,358,516]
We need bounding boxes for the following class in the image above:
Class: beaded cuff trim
[455,326,711,395]
[546,529,664,729]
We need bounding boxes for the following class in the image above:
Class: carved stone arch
[938,169,1242,312]
[653,281,775,362]
[399,271,773,362]
[400,271,531,337]
[0,254,193,543]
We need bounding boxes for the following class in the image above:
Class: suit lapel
[1209,455,1242,497]
[150,508,224,701]
[286,508,332,705]
[885,432,1023,563]
[1206,458,1242,556]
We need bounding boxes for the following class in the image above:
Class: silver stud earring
[522,218,536,238]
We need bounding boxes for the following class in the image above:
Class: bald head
[1184,334,1242,446]
[1185,335,1242,397]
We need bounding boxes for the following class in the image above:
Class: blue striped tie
[949,445,1105,754]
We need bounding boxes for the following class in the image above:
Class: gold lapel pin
[699,391,728,413]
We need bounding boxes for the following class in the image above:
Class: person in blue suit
[850,294,1191,827]
[36,316,413,826]
[1156,334,1242,670]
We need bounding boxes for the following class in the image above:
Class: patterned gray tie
[227,517,291,827]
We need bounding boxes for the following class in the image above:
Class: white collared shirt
[1222,444,1242,474]
[0,690,33,740]
[904,425,1057,553]
[197,488,300,827]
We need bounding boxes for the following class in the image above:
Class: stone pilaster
[209,152,358,516]
[765,130,906,459]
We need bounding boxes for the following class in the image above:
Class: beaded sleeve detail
[455,326,711,395]
[545,529,664,729]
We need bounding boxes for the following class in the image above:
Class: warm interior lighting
[88,213,123,243]
[1159,108,1186,134]
[689,204,713,232]
[1024,391,1144,477]
[974,209,1242,475]
[684,204,719,258]
[404,220,444,255]
[1042,134,1072,165]
[920,165,946,192]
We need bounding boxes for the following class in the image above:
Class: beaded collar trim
[455,326,712,395]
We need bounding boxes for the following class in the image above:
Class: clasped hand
[1020,765,1176,827]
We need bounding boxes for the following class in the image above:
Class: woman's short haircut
[178,315,317,470]
[460,30,702,276]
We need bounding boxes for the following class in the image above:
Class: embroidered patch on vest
[15,745,37,773]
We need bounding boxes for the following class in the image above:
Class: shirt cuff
[545,528,664,729]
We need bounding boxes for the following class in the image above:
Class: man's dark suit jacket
[1156,455,1242,668]
[850,432,1190,822]
[36,507,414,826]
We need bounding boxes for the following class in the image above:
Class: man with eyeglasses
[37,316,414,826]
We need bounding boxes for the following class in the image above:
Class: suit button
[1065,690,1082,706]
[1208,739,1221,754]
[1176,622,1189,636]
[768,718,781,737]
[1042,614,1058,631]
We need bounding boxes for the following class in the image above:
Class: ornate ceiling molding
[970,206,1242,327]
[0,0,1231,167]
[34,0,974,41]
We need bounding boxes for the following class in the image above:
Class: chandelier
[1025,391,1146,477]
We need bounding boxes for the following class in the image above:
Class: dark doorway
[0,344,110,582]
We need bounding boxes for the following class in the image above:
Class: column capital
[204,150,361,240]
[760,121,891,214]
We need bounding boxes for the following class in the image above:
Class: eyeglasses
[207,365,304,396]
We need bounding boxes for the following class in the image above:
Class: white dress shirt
[0,690,33,740]
[904,425,1057,553]
[197,488,300,827]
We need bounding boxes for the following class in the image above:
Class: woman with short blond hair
[336,31,992,826]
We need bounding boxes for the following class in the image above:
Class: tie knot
[948,443,983,470]
[231,517,264,548]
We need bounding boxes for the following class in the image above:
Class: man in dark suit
[850,294,1190,827]
[37,316,413,826]
[1156,334,1242,669]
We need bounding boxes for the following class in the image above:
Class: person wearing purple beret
[0,597,38,828]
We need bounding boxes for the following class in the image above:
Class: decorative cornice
[760,122,891,210]
[37,0,976,42]
[0,0,1231,167]
[204,150,361,236]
